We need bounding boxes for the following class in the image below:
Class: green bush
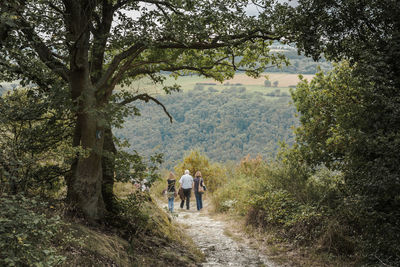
[0,88,72,196]
[304,168,344,208]
[174,150,227,193]
[0,194,74,266]
[243,157,351,247]
[211,172,251,215]
[212,186,238,213]
[212,154,356,254]
[110,192,151,239]
[247,189,300,228]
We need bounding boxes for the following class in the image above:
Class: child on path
[167,172,177,212]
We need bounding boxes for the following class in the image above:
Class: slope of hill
[269,48,332,74]
[115,87,298,167]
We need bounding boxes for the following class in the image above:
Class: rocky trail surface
[164,199,278,267]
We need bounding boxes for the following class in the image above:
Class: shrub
[174,150,227,193]
[212,154,356,253]
[110,192,151,239]
[304,168,343,208]
[237,154,265,177]
[317,218,355,255]
[264,80,272,87]
[0,89,72,196]
[211,172,251,215]
[0,194,77,266]
[247,189,299,228]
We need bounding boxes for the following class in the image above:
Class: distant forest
[116,87,298,168]
[269,48,332,74]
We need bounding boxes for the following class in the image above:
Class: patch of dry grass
[113,182,136,198]
[62,224,131,267]
[206,73,315,87]
[117,72,315,95]
[223,229,244,243]
[242,225,362,267]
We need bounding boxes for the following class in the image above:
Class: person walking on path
[178,186,185,209]
[179,170,193,210]
[194,171,205,211]
[167,172,177,212]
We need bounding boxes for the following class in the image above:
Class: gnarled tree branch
[118,93,173,123]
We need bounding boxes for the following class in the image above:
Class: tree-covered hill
[269,48,332,74]
[116,87,298,168]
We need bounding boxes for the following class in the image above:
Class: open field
[2,72,314,97]
[119,72,314,96]
[216,72,314,87]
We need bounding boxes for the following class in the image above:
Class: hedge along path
[171,199,278,267]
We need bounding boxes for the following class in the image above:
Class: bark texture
[102,127,117,213]
[64,2,107,220]
[68,79,106,220]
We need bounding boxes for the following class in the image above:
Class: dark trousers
[180,188,191,209]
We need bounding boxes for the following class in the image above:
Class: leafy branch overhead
[1,0,286,96]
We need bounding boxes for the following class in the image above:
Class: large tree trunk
[67,86,106,221]
[66,63,106,221]
[102,127,117,213]
[64,2,107,221]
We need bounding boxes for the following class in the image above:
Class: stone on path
[168,200,278,267]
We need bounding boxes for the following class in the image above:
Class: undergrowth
[0,194,82,266]
[108,191,204,266]
[211,155,361,265]
[0,189,203,266]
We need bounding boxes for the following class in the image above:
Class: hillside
[115,86,298,168]
[268,47,332,74]
[0,192,203,266]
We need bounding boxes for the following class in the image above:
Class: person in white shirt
[179,170,194,210]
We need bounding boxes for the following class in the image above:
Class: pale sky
[124,0,299,19]
[245,0,298,16]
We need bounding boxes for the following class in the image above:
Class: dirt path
[164,199,278,267]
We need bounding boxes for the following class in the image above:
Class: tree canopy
[286,1,400,264]
[1,0,400,264]
[0,0,288,220]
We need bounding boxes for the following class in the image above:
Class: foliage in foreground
[0,194,80,266]
[212,155,358,262]
[292,63,400,265]
[212,62,400,266]
[288,1,400,264]
[0,190,203,266]
[0,88,72,196]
